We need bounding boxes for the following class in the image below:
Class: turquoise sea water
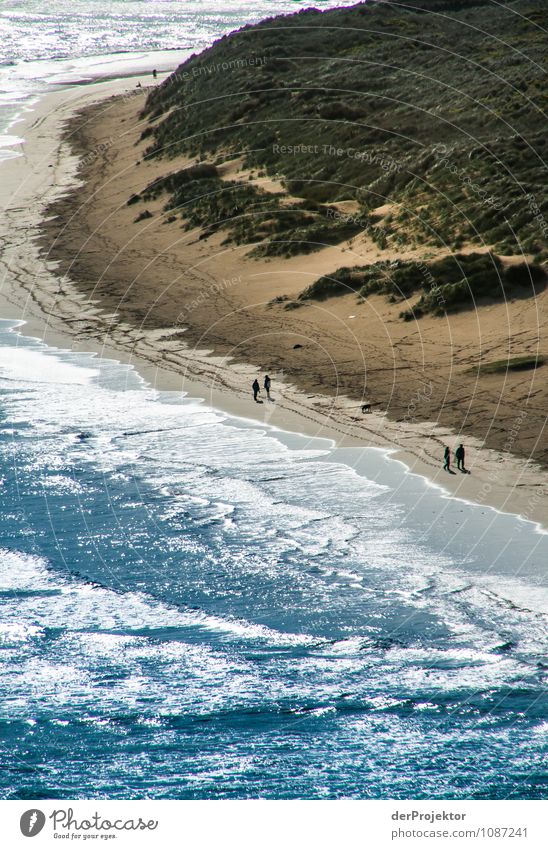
[0,322,546,799]
[0,1,547,800]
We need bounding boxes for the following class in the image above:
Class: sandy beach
[2,0,548,808]
[0,74,546,530]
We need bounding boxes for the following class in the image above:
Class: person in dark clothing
[443,446,451,471]
[252,378,261,402]
[264,374,272,401]
[455,443,465,471]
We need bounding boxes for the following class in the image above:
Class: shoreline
[0,73,546,531]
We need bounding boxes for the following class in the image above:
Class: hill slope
[140,0,547,270]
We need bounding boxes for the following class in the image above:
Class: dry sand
[0,75,546,530]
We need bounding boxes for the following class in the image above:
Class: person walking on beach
[252,378,261,403]
[455,443,465,471]
[264,374,272,401]
[443,446,451,471]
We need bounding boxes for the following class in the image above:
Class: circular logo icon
[20,809,46,837]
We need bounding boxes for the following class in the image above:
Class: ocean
[0,1,547,801]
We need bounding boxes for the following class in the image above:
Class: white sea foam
[0,0,546,803]
[0,324,544,741]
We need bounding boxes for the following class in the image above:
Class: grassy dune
[133,0,546,315]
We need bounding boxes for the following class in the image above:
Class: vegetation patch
[409,255,546,317]
[471,355,545,375]
[133,209,153,223]
[300,253,546,317]
[129,168,363,256]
